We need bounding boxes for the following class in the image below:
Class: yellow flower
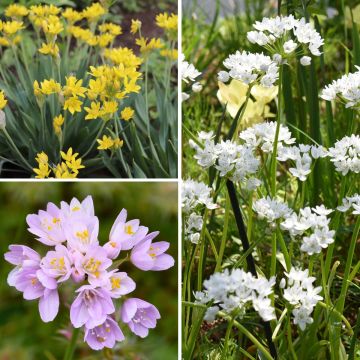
[42,16,64,35]
[2,21,24,35]
[97,135,114,150]
[103,47,142,67]
[97,33,115,48]
[102,101,118,116]
[53,114,64,135]
[33,151,51,179]
[84,101,103,120]
[113,137,124,149]
[54,162,74,178]
[82,3,106,23]
[59,148,84,174]
[64,97,82,114]
[0,91,8,110]
[130,19,141,34]
[136,37,164,53]
[156,13,178,31]
[0,37,10,47]
[160,48,178,60]
[124,78,141,94]
[98,23,122,36]
[38,42,59,57]
[5,4,29,18]
[120,107,134,121]
[63,76,87,98]
[62,8,83,24]
[39,79,61,95]
[87,79,105,100]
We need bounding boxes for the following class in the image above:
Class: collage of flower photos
[0,0,360,359]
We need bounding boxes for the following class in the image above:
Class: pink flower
[70,285,115,329]
[121,298,160,338]
[130,233,174,271]
[4,244,40,267]
[103,270,136,298]
[26,203,66,246]
[60,196,95,219]
[84,316,124,350]
[40,244,73,283]
[103,209,148,259]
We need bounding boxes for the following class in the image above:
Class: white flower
[283,40,297,53]
[337,194,360,215]
[182,180,217,213]
[321,68,360,108]
[293,307,314,330]
[300,56,311,66]
[182,92,190,101]
[218,71,230,83]
[328,135,360,175]
[204,306,220,322]
[253,196,293,223]
[181,53,201,83]
[222,51,279,87]
[192,82,202,93]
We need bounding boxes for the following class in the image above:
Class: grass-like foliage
[182,1,360,359]
[0,1,178,178]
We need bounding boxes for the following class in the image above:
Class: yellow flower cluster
[156,13,178,32]
[97,135,123,150]
[4,4,29,19]
[33,148,84,179]
[0,19,23,46]
[53,114,64,135]
[0,90,7,110]
[136,37,164,54]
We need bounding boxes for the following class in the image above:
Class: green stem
[81,121,106,158]
[145,59,150,137]
[63,327,80,360]
[221,316,234,360]
[270,65,283,196]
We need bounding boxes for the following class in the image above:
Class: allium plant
[4,196,174,353]
[0,3,178,178]
[183,5,360,360]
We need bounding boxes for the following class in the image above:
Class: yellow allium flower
[39,79,61,95]
[60,147,78,162]
[0,37,10,47]
[0,91,8,110]
[99,23,122,36]
[66,157,85,174]
[124,78,141,94]
[86,35,99,47]
[156,13,178,31]
[62,8,83,24]
[130,19,141,34]
[97,33,115,48]
[103,47,142,68]
[84,101,103,120]
[33,151,51,178]
[102,101,118,116]
[160,48,178,60]
[113,137,124,149]
[33,80,42,97]
[2,21,24,35]
[54,162,77,178]
[38,42,59,57]
[136,37,164,53]
[64,97,82,114]
[53,114,64,135]
[63,76,87,98]
[87,79,105,100]
[82,3,106,22]
[97,135,114,150]
[120,107,134,121]
[42,16,64,35]
[5,4,29,18]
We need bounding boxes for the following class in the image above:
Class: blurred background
[0,182,178,360]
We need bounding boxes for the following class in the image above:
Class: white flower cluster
[190,132,261,189]
[328,135,360,175]
[220,51,279,87]
[281,205,335,255]
[247,15,324,65]
[321,67,360,108]
[182,179,217,244]
[337,194,360,215]
[195,268,276,322]
[277,143,328,181]
[180,53,202,101]
[253,196,293,224]
[281,268,322,330]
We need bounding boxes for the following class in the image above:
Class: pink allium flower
[5,244,40,267]
[26,203,66,246]
[103,270,136,298]
[60,196,95,219]
[70,285,115,329]
[121,298,161,338]
[84,316,124,350]
[130,232,174,271]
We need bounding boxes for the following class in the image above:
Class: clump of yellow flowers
[0,2,178,179]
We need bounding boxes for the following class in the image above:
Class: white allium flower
[253,196,293,224]
[192,82,203,93]
[280,206,335,255]
[182,92,190,101]
[337,194,360,215]
[321,67,360,108]
[222,51,279,87]
[218,71,230,83]
[300,56,311,66]
[247,15,323,64]
[199,269,276,322]
[204,306,220,322]
[182,180,217,213]
[328,135,360,175]
[282,267,322,331]
[181,53,201,83]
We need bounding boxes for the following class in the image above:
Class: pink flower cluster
[4,196,174,351]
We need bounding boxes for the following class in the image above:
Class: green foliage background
[0,182,178,359]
